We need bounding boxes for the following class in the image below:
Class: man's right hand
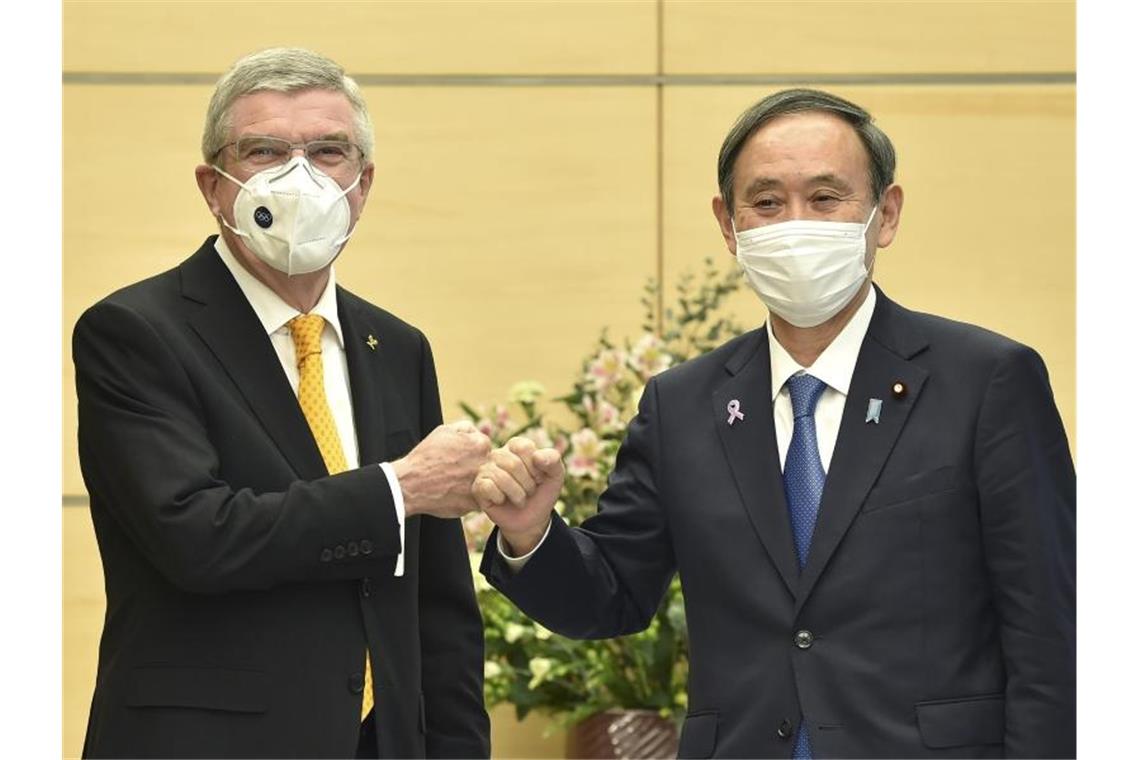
[393,421,492,519]
[472,437,565,556]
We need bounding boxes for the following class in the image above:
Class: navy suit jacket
[483,286,1075,758]
[74,237,490,758]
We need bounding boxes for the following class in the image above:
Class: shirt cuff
[378,462,405,577]
[496,517,553,573]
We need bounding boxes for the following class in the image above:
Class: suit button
[777,719,793,739]
[360,539,373,555]
[320,548,333,563]
[334,545,347,560]
[361,577,372,598]
[347,541,360,557]
[794,630,814,649]
[348,672,364,694]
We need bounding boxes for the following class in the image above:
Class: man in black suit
[73,48,490,759]
[474,89,1075,758]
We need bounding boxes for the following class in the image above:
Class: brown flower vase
[567,709,679,759]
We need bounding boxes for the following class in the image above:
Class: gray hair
[201,47,374,164]
[717,88,896,212]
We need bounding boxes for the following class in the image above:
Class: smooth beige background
[63,1,1074,757]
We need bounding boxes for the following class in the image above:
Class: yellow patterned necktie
[288,313,374,721]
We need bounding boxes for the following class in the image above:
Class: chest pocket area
[862,465,966,514]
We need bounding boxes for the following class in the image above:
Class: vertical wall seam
[655,0,665,335]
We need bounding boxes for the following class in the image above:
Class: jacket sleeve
[974,344,1076,758]
[73,299,403,594]
[481,376,676,640]
[413,333,491,757]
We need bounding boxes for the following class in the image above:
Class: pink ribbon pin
[726,399,745,425]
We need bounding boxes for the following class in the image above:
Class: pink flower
[586,348,628,392]
[567,428,603,479]
[630,333,672,380]
[595,400,624,434]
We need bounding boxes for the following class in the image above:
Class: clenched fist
[392,421,492,518]
[473,436,565,556]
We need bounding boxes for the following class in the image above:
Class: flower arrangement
[461,258,746,729]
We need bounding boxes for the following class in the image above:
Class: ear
[711,195,737,256]
[356,161,375,205]
[195,164,223,217]
[875,184,904,248]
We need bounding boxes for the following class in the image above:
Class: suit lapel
[180,241,327,480]
[793,291,930,616]
[337,291,399,465]
[712,330,800,597]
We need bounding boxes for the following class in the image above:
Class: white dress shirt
[769,286,876,473]
[215,237,405,576]
[498,287,878,569]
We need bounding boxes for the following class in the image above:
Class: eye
[308,141,352,165]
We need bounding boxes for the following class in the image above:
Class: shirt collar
[214,236,345,349]
[768,285,877,400]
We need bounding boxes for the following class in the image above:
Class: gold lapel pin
[366,334,379,351]
[891,381,907,399]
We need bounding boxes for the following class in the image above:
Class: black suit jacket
[73,237,490,759]
[483,287,1075,759]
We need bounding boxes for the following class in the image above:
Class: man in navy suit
[473,89,1075,758]
[74,48,490,758]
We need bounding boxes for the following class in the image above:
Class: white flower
[534,623,553,640]
[505,622,527,643]
[527,657,555,689]
[508,380,546,405]
[484,660,503,680]
[468,553,491,592]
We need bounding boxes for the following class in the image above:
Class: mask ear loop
[211,165,254,242]
[330,171,364,248]
[861,204,880,276]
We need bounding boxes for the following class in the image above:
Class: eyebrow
[741,173,857,196]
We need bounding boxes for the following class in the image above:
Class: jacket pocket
[677,711,718,759]
[124,666,267,713]
[863,465,964,513]
[915,693,1004,749]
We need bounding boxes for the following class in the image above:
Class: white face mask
[214,156,361,276]
[733,206,878,328]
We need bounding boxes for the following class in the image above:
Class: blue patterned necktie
[782,372,828,760]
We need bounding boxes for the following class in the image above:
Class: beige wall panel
[662,85,1075,445]
[340,86,656,430]
[63,507,105,759]
[64,0,655,75]
[63,84,219,495]
[664,1,1074,75]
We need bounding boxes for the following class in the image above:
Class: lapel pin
[891,381,907,399]
[366,334,379,351]
[865,398,882,424]
[726,399,745,426]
